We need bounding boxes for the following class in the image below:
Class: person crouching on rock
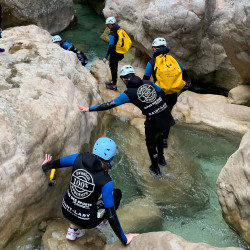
[51,35,88,66]
[41,137,138,245]
[78,65,175,178]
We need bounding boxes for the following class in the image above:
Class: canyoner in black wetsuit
[143,37,191,148]
[41,137,138,244]
[51,35,88,66]
[78,65,175,178]
[103,17,125,91]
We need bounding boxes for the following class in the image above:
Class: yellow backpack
[154,54,186,94]
[116,28,132,54]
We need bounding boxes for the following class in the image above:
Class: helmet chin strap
[108,156,114,169]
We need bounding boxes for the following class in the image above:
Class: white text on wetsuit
[62,199,90,220]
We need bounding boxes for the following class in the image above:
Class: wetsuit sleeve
[42,153,79,170]
[60,153,79,167]
[102,181,127,245]
[143,62,153,80]
[62,42,72,51]
[105,34,115,59]
[89,93,130,112]
[152,82,162,93]
[176,60,184,71]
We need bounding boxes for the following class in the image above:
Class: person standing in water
[78,65,174,178]
[42,137,138,244]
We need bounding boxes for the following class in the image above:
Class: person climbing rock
[41,137,138,245]
[143,37,191,148]
[78,65,175,178]
[52,35,88,66]
[103,17,131,91]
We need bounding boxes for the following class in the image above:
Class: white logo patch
[70,169,95,200]
[137,84,157,103]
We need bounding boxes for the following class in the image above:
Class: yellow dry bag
[116,28,132,54]
[154,54,186,94]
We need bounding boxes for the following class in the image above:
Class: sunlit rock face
[0,25,101,248]
[103,0,250,89]
[1,0,75,33]
[217,131,250,245]
[105,231,243,250]
[172,91,250,135]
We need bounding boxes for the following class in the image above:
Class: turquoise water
[106,117,249,249]
[59,3,107,70]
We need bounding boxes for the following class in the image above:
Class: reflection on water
[59,3,107,70]
[106,116,249,249]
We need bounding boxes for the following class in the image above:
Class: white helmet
[52,35,62,43]
[152,37,167,47]
[120,65,135,77]
[106,17,116,25]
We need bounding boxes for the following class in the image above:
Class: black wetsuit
[104,24,124,85]
[89,75,174,169]
[42,152,127,245]
[59,40,88,66]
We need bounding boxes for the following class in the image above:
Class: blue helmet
[93,137,116,161]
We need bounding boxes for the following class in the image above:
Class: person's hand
[42,154,52,166]
[126,233,139,245]
[77,104,89,113]
[103,58,107,63]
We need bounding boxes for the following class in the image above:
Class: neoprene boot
[149,165,162,178]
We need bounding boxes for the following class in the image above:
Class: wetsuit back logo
[70,169,95,200]
[137,84,157,103]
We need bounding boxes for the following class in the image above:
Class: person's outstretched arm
[102,181,138,245]
[78,93,130,113]
[42,153,79,171]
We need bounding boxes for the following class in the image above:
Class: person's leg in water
[145,117,161,178]
[156,132,166,166]
[66,223,85,241]
[162,93,177,148]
